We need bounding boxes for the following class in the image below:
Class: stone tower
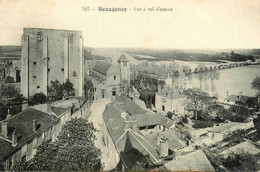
[118,53,130,84]
[21,28,84,98]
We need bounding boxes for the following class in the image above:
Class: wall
[155,93,186,115]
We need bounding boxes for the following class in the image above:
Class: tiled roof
[102,100,161,164]
[86,60,97,69]
[116,96,148,115]
[165,149,215,171]
[145,130,186,151]
[129,113,173,128]
[118,53,129,62]
[52,107,70,117]
[89,73,104,82]
[207,122,242,133]
[0,108,59,161]
[93,61,112,75]
[117,131,161,164]
[220,140,260,155]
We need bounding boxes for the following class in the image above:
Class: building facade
[85,54,130,100]
[21,28,84,98]
[155,85,187,116]
[0,104,71,170]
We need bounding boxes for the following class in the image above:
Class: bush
[167,111,173,119]
[29,92,47,105]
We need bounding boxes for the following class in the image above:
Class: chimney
[158,85,161,94]
[124,120,130,131]
[12,130,17,146]
[159,137,169,157]
[33,120,37,132]
[1,122,8,137]
[132,119,137,133]
[156,133,162,146]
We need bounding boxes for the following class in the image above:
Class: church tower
[118,53,130,84]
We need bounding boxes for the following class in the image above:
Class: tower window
[61,68,64,72]
[114,75,116,80]
[37,86,40,89]
[33,62,37,65]
[37,32,42,41]
[69,35,73,42]
[33,76,37,79]
[73,71,77,77]
[48,68,50,72]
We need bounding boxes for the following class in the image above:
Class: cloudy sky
[0,0,260,49]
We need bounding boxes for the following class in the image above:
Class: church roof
[118,53,129,62]
[93,61,112,75]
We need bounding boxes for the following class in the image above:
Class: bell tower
[118,53,130,84]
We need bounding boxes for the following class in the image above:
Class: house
[84,54,130,100]
[164,149,215,171]
[100,95,185,170]
[0,104,71,170]
[155,85,187,116]
[205,121,254,144]
[225,93,256,105]
[219,139,260,157]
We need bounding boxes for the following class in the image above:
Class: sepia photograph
[0,0,260,171]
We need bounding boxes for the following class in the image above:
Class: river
[186,64,260,100]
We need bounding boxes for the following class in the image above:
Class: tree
[29,92,47,105]
[48,79,75,100]
[63,79,75,97]
[253,114,260,137]
[12,118,101,171]
[167,111,173,119]
[183,88,214,120]
[251,75,260,95]
[0,83,20,100]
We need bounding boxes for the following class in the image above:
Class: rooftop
[226,94,255,103]
[0,108,59,161]
[220,139,260,156]
[145,130,186,151]
[207,122,242,133]
[93,61,112,75]
[118,53,129,62]
[115,96,148,115]
[165,149,215,171]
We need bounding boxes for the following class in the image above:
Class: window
[22,144,28,154]
[61,68,64,72]
[32,137,38,147]
[37,86,40,89]
[73,71,77,77]
[33,76,37,79]
[37,32,42,41]
[114,75,116,80]
[48,68,50,72]
[69,35,73,42]
[33,62,36,65]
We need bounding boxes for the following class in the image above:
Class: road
[88,98,117,170]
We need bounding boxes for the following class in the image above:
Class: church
[84,54,130,100]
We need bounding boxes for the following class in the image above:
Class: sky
[0,0,260,49]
